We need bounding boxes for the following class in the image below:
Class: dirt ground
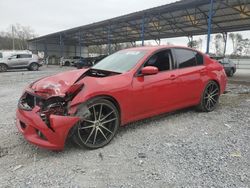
[0,66,249,188]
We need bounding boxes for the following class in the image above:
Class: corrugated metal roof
[29,0,250,46]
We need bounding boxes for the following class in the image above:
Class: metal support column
[35,41,38,54]
[188,35,193,47]
[79,32,82,57]
[44,43,48,57]
[155,39,161,45]
[59,33,64,57]
[108,26,111,54]
[141,13,145,46]
[74,45,77,56]
[223,32,228,56]
[206,0,214,54]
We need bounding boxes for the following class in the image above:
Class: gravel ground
[0,66,249,188]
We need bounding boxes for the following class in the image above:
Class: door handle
[169,74,177,80]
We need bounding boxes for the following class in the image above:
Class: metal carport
[28,0,250,57]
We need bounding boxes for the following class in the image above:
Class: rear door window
[194,52,204,65]
[0,53,2,58]
[174,48,196,68]
[20,54,32,58]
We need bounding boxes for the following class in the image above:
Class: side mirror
[141,66,159,76]
[8,57,11,60]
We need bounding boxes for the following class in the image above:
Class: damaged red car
[16,46,227,150]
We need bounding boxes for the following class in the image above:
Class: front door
[7,55,19,67]
[129,49,180,121]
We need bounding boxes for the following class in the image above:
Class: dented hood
[30,69,88,98]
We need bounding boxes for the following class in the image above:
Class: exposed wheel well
[0,63,8,67]
[29,62,38,68]
[67,95,121,141]
[65,61,70,66]
[209,79,220,93]
[92,95,121,115]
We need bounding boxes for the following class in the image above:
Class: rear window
[19,54,32,58]
[175,49,196,68]
[174,48,204,68]
[194,52,204,65]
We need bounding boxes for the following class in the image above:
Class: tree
[187,38,202,50]
[0,23,37,50]
[229,33,243,55]
[214,34,224,56]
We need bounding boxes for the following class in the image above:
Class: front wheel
[72,99,120,149]
[197,81,220,112]
[228,69,234,77]
[0,64,7,72]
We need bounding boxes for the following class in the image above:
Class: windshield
[92,50,147,73]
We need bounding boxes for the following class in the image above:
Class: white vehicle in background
[61,56,82,66]
[0,51,43,72]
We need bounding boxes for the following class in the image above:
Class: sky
[0,0,249,54]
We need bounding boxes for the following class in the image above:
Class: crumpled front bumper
[16,106,80,151]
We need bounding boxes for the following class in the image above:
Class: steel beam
[59,33,64,57]
[44,43,48,57]
[141,13,145,46]
[108,26,111,54]
[78,32,83,57]
[223,32,228,56]
[206,0,214,54]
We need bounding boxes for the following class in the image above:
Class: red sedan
[16,46,227,150]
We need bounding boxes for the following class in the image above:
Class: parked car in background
[210,56,236,77]
[75,55,108,69]
[0,53,43,72]
[16,46,227,150]
[61,56,82,66]
[75,58,93,69]
[218,58,236,77]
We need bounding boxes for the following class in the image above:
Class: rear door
[172,48,205,105]
[20,54,32,66]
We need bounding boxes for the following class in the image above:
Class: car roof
[121,45,204,54]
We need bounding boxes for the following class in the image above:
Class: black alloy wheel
[73,99,120,149]
[198,81,220,112]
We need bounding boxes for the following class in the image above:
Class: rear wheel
[228,68,234,77]
[197,81,220,112]
[64,61,70,66]
[73,99,120,149]
[29,63,39,71]
[0,64,7,72]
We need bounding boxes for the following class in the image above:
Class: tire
[72,98,120,149]
[197,81,220,112]
[228,69,234,77]
[0,64,7,72]
[29,63,39,71]
[65,61,70,66]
